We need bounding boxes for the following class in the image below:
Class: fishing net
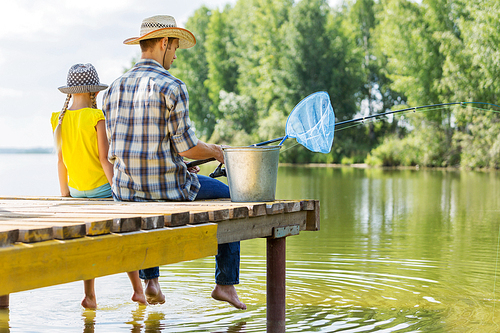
[284,91,335,154]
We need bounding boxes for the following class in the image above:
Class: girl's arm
[96,120,114,185]
[57,150,70,197]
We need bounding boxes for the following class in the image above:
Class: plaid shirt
[102,59,200,201]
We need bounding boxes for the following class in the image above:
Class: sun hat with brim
[58,63,108,94]
[123,15,196,49]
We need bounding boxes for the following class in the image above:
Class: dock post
[266,236,286,333]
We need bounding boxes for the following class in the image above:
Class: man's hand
[179,141,225,164]
[187,165,200,174]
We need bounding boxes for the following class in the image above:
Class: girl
[51,63,147,309]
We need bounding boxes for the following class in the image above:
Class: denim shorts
[69,183,112,199]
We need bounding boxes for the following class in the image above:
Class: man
[102,15,246,310]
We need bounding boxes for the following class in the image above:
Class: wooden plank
[248,203,268,217]
[18,227,53,243]
[0,212,147,222]
[305,200,320,231]
[181,200,264,215]
[53,224,86,240]
[85,220,113,236]
[229,206,249,219]
[0,221,86,241]
[216,211,308,244]
[0,223,218,295]
[0,213,165,234]
[209,209,230,222]
[141,215,164,230]
[112,216,142,233]
[192,201,268,218]
[0,229,19,247]
[164,211,190,227]
[157,200,267,218]
[0,221,57,241]
[189,211,210,225]
[0,218,112,237]
[282,201,301,213]
[266,202,285,215]
[300,200,316,211]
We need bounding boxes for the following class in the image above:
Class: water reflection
[0,308,9,333]
[82,309,95,333]
[211,321,246,332]
[127,305,166,332]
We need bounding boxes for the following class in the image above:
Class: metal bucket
[223,146,281,202]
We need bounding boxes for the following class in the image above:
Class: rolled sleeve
[167,82,198,153]
[172,126,199,153]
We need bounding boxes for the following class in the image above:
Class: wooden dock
[0,196,319,331]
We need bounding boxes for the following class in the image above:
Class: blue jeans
[139,175,240,285]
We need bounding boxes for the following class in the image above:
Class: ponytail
[54,94,72,151]
[90,92,97,109]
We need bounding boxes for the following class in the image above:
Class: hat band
[142,22,175,30]
[59,84,108,94]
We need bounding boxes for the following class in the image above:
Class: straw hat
[123,15,196,49]
[58,64,108,94]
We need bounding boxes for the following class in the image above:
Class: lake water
[1,154,500,332]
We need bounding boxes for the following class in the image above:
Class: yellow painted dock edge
[0,223,218,295]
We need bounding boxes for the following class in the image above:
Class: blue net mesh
[285,91,335,154]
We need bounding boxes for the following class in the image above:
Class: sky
[0,0,342,149]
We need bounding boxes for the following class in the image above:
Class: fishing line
[280,142,301,153]
[334,107,450,133]
[333,103,500,134]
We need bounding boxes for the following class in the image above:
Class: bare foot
[211,285,246,310]
[81,295,97,310]
[127,271,147,306]
[0,295,9,309]
[144,279,165,305]
[131,291,147,306]
[82,279,97,309]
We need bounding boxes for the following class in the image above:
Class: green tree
[347,0,404,138]
[230,0,293,116]
[443,0,500,168]
[204,7,239,122]
[171,7,213,138]
[376,0,447,110]
[372,0,460,166]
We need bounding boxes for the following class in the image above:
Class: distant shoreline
[0,148,53,154]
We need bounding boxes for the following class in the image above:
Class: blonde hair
[54,92,97,151]
[90,92,97,109]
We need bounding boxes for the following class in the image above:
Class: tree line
[168,0,500,168]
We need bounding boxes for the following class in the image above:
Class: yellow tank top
[51,108,108,191]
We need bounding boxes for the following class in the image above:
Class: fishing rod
[185,101,500,169]
[335,102,462,127]
[257,102,500,145]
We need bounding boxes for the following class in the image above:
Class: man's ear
[162,37,169,50]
